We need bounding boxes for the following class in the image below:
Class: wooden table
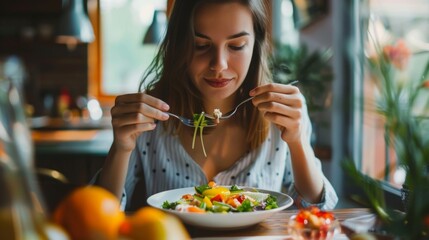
[187,208,372,239]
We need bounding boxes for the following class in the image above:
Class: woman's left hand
[249,83,304,144]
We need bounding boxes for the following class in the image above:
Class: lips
[204,78,233,88]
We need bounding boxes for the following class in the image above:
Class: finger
[112,112,159,128]
[257,102,302,120]
[252,92,302,108]
[250,83,300,96]
[111,102,169,121]
[115,93,170,111]
[263,111,300,129]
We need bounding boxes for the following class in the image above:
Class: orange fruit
[119,207,190,240]
[53,186,125,240]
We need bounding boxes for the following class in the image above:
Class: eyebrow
[195,31,250,40]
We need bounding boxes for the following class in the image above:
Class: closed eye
[229,45,245,51]
[195,44,210,51]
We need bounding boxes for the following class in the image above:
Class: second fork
[205,80,299,120]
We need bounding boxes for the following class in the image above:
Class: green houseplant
[270,43,334,115]
[343,37,429,239]
[270,43,334,148]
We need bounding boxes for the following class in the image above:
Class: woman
[96,0,338,210]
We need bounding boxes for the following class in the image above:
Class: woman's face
[189,2,255,105]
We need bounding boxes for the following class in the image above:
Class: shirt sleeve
[121,144,145,211]
[286,174,338,210]
[282,96,338,210]
[88,144,144,211]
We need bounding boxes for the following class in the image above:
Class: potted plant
[270,43,334,115]
[343,37,429,239]
[270,43,334,148]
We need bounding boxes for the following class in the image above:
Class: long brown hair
[139,0,272,149]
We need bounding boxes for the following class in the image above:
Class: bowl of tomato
[288,207,340,240]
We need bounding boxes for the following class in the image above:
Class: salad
[162,181,279,213]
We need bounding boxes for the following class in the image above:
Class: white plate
[147,186,294,230]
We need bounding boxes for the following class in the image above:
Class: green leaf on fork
[192,112,208,157]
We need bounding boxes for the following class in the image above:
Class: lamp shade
[143,10,167,45]
[56,0,95,45]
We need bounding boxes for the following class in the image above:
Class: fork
[205,97,254,120]
[205,80,299,120]
[166,112,217,127]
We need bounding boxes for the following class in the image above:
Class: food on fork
[192,112,208,157]
[213,108,222,124]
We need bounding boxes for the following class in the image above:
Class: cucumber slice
[241,191,270,202]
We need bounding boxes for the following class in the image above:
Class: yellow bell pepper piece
[203,196,213,209]
[202,187,230,198]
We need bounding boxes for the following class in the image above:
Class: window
[358,0,429,189]
[333,0,429,207]
[88,0,168,104]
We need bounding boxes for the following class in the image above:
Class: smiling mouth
[205,78,233,88]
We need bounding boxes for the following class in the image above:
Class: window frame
[87,0,175,106]
[340,0,429,210]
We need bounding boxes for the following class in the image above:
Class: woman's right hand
[110,93,170,152]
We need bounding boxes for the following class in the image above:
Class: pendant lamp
[56,0,95,46]
[143,10,167,45]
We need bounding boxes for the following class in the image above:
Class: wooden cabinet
[36,153,106,212]
[33,129,111,212]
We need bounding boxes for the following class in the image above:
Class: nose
[209,47,228,72]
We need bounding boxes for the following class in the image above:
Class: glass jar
[0,56,49,239]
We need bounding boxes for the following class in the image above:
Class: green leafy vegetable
[237,199,253,212]
[192,112,208,157]
[264,195,278,210]
[212,201,231,212]
[193,194,204,202]
[229,185,244,193]
[162,200,179,210]
[195,184,211,194]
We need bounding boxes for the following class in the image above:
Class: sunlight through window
[100,0,166,95]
